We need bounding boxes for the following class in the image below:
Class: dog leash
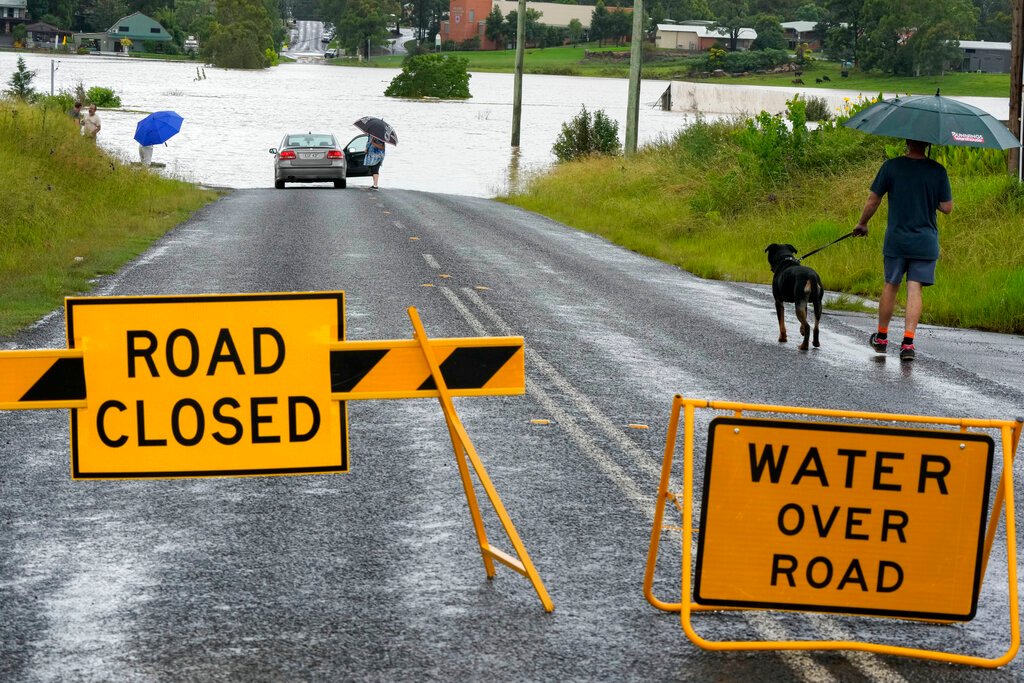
[798,230,856,261]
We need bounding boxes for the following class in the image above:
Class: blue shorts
[884,256,935,286]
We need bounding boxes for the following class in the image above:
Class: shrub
[459,36,480,50]
[552,105,621,162]
[86,86,121,107]
[804,96,831,122]
[385,53,472,99]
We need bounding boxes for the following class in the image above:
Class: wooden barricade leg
[407,307,554,612]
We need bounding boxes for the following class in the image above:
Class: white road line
[460,287,662,477]
[422,253,441,269]
[746,613,840,683]
[806,614,910,683]
[442,284,915,682]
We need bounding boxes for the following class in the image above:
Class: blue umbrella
[134,110,184,146]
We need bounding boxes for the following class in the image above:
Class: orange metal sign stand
[643,395,1021,668]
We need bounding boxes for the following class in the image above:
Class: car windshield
[286,135,335,148]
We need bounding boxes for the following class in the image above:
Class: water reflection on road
[13,52,691,197]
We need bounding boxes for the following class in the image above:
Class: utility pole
[1010,0,1023,179]
[510,0,526,147]
[624,0,644,155]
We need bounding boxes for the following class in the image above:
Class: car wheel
[275,179,285,189]
[335,178,346,189]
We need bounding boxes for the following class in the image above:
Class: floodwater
[10,52,692,196]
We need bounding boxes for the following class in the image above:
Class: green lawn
[355,44,1010,98]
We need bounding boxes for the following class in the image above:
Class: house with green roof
[73,12,172,53]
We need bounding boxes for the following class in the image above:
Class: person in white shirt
[80,104,101,141]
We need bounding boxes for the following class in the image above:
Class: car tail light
[279,150,296,159]
[326,150,343,159]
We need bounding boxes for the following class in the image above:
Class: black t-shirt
[870,156,952,260]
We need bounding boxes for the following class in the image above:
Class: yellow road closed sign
[695,417,994,621]
[66,292,347,479]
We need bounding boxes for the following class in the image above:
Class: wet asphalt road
[2,187,1023,682]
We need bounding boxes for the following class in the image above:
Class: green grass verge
[502,120,1024,334]
[0,99,220,336]
[352,45,1009,98]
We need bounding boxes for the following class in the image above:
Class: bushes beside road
[0,100,218,336]
[504,100,1024,335]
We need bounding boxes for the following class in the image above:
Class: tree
[750,13,786,50]
[665,0,712,21]
[175,0,216,39]
[485,5,506,47]
[974,0,1011,42]
[591,0,611,46]
[795,2,824,21]
[504,9,543,48]
[709,0,751,50]
[823,0,867,65]
[6,57,36,101]
[337,0,391,57]
[605,9,632,45]
[567,17,584,46]
[858,0,977,75]
[87,0,129,31]
[203,0,276,68]
[903,0,978,75]
[648,3,666,40]
[385,53,471,98]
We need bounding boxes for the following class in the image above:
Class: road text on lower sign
[694,417,994,621]
[66,292,347,479]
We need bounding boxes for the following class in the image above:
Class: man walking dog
[853,139,953,361]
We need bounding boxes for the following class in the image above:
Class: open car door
[344,134,372,177]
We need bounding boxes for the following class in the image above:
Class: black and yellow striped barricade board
[329,337,524,401]
[643,395,1021,668]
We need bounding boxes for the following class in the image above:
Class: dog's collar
[772,255,801,273]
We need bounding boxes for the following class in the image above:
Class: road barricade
[643,395,1021,668]
[0,292,551,611]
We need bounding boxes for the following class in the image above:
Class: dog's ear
[786,243,797,252]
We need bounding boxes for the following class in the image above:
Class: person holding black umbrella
[365,135,385,189]
[852,139,953,362]
[353,117,398,190]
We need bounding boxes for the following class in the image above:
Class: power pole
[511,0,526,147]
[624,0,644,155]
[1010,0,1023,179]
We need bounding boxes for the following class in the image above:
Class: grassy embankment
[0,100,219,336]
[503,118,1024,334]
[360,44,1010,97]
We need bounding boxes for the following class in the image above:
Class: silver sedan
[270,132,347,189]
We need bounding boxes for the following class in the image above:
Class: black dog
[765,243,823,350]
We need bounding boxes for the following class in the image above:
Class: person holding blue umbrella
[134,110,184,167]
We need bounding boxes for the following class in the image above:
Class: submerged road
[2,188,1023,682]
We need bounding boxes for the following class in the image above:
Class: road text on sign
[694,417,994,621]
[66,292,347,479]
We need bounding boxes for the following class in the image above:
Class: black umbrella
[354,116,398,145]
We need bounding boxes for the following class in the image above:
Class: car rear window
[286,135,335,148]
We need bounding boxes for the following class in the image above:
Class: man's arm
[938,199,953,215]
[853,191,883,236]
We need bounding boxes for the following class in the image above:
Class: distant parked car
[269,133,374,189]
[324,49,337,58]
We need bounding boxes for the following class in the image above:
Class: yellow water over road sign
[695,417,994,621]
[65,292,347,479]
